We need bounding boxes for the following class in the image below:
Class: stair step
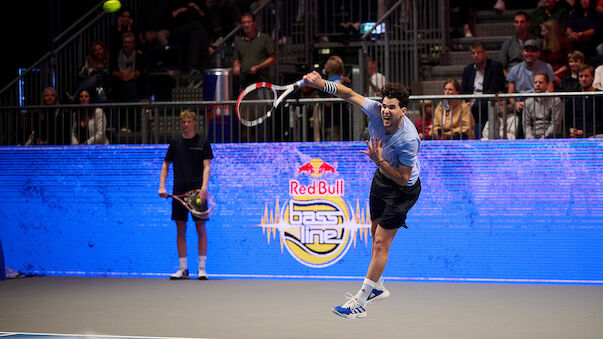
[474,10,516,23]
[475,22,514,38]
[450,36,508,52]
[421,65,465,81]
[411,80,447,96]
[441,50,502,66]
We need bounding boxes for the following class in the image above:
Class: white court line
[0,332,213,339]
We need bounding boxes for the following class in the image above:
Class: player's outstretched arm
[303,71,366,108]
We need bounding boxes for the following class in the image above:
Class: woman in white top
[71,90,109,145]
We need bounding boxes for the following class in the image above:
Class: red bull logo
[296,159,338,177]
[260,158,370,268]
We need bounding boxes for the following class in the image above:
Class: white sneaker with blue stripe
[331,293,367,319]
[366,285,390,304]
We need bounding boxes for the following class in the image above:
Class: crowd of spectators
[13,0,603,145]
[415,0,603,141]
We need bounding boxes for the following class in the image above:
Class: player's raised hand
[303,71,325,90]
[360,137,384,165]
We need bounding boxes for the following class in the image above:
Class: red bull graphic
[260,158,371,268]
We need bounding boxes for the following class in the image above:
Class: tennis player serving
[303,71,421,319]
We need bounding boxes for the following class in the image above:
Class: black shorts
[171,198,209,221]
[370,169,421,229]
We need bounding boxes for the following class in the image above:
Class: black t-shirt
[165,134,213,194]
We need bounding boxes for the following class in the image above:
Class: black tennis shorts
[172,198,209,221]
[370,169,421,229]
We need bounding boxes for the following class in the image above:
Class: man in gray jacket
[523,72,564,138]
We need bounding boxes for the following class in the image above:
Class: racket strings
[237,87,276,124]
[184,191,215,216]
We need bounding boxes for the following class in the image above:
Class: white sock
[355,278,376,305]
[199,256,207,270]
[179,257,187,270]
[376,277,384,288]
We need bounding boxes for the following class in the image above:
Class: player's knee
[372,239,389,257]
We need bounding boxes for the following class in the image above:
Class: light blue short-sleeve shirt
[506,61,555,93]
[362,98,421,186]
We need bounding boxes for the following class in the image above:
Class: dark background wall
[0,0,98,88]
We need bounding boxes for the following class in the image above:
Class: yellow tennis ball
[103,0,121,13]
[196,198,201,205]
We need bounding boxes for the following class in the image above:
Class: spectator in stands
[529,0,571,37]
[450,0,477,37]
[320,55,349,141]
[110,7,136,56]
[74,41,111,102]
[461,40,506,138]
[523,72,565,138]
[480,100,520,139]
[594,63,603,89]
[566,64,603,137]
[111,32,145,132]
[205,0,240,44]
[507,39,555,112]
[433,80,475,140]
[112,32,145,102]
[323,55,347,85]
[566,0,601,61]
[169,0,212,73]
[233,12,276,87]
[25,87,71,145]
[367,56,386,97]
[71,89,109,145]
[560,50,586,91]
[141,0,171,48]
[500,11,541,76]
[598,0,603,13]
[414,100,434,140]
[540,19,573,86]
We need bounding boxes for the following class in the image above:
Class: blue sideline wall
[0,140,602,284]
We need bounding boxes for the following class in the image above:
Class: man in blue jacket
[461,41,505,138]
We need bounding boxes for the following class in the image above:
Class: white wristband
[323,80,338,95]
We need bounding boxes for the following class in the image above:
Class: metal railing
[1,92,601,146]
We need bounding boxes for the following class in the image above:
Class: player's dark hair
[381,83,410,108]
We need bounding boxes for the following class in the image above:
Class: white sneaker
[332,293,367,319]
[170,268,189,280]
[197,267,208,280]
[366,285,390,304]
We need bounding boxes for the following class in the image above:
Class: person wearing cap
[507,38,556,112]
[499,11,541,77]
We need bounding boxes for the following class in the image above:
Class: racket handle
[295,79,307,88]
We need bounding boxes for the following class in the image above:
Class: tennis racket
[167,189,215,217]
[236,79,307,127]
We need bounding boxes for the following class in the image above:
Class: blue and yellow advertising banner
[1,140,602,284]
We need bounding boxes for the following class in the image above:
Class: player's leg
[170,220,190,279]
[170,198,190,280]
[332,221,394,319]
[365,218,390,304]
[366,225,397,282]
[194,219,208,280]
